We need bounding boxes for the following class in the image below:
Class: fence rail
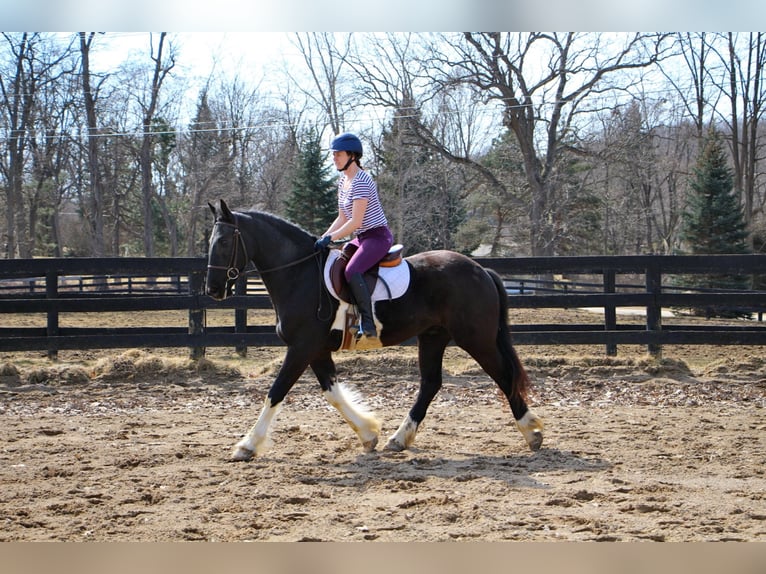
[1,254,765,359]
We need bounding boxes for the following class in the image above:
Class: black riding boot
[348,273,378,339]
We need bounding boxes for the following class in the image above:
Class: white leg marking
[516,410,544,451]
[385,415,419,451]
[324,383,381,452]
[231,397,282,461]
[331,301,350,332]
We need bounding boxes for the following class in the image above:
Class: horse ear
[219,199,234,222]
[209,199,234,222]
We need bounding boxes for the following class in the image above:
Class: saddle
[329,242,404,304]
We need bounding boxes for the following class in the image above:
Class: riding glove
[314,235,332,250]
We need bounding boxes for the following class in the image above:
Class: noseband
[207,220,249,286]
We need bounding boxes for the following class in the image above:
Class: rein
[207,219,330,318]
[257,251,322,275]
[207,219,323,279]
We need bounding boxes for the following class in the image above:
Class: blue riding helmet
[331,133,363,156]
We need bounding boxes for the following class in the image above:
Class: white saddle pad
[323,249,411,302]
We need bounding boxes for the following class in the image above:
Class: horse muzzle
[206,287,227,301]
[205,265,237,301]
[205,276,230,301]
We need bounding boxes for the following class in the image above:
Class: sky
[4,0,763,32]
[83,32,329,128]
[90,32,298,84]
[45,32,306,125]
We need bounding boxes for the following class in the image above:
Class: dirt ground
[1,308,765,542]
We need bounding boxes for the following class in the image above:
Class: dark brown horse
[206,199,543,461]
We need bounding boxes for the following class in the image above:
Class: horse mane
[242,209,317,244]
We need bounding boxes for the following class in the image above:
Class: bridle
[206,216,335,321]
[207,220,250,285]
[207,218,323,281]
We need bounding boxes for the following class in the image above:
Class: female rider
[315,133,394,343]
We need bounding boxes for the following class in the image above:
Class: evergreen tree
[681,132,748,256]
[680,131,751,316]
[183,89,233,256]
[472,130,529,255]
[552,149,602,256]
[285,130,337,236]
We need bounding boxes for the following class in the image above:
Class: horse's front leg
[231,347,310,461]
[311,354,381,452]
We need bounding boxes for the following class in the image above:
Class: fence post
[603,269,617,356]
[234,275,248,357]
[188,270,206,360]
[46,271,59,361]
[645,263,662,359]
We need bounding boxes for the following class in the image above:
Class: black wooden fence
[1,254,765,360]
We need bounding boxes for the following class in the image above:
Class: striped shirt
[338,169,388,234]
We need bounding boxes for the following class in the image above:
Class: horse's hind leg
[386,328,451,451]
[459,338,544,452]
[311,353,381,452]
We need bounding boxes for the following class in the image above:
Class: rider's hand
[314,235,332,251]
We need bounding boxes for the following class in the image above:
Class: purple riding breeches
[344,226,394,281]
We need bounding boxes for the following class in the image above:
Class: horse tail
[486,268,529,403]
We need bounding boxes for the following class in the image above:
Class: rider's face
[333,150,351,170]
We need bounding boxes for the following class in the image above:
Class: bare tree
[0,33,34,258]
[78,32,109,257]
[375,100,471,253]
[661,33,723,140]
[0,33,73,257]
[289,32,354,134]
[341,33,519,251]
[208,74,271,208]
[664,32,766,246]
[181,87,232,256]
[27,52,79,257]
[424,33,674,256]
[465,130,529,255]
[722,32,766,236]
[591,97,693,255]
[180,77,287,255]
[248,103,300,215]
[136,32,175,257]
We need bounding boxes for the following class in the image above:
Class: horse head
[206,199,246,301]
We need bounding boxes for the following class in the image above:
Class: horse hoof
[527,431,543,452]
[231,445,254,461]
[517,412,544,452]
[384,438,406,452]
[362,436,379,452]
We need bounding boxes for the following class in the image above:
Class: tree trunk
[79,33,106,257]
[3,33,34,258]
[140,32,172,257]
